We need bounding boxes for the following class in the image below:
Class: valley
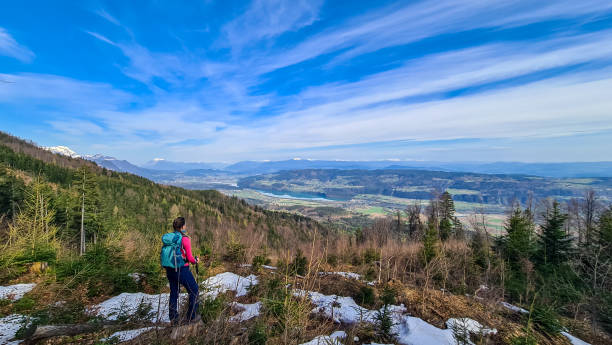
[144,167,611,232]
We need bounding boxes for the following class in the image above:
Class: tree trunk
[80,189,85,256]
[26,323,115,343]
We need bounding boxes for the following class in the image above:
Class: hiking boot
[189,314,202,324]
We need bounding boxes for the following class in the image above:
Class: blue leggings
[166,265,199,322]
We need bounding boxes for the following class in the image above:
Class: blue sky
[1,0,612,164]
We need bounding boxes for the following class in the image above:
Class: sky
[1,0,612,164]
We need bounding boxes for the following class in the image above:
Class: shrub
[364,266,377,281]
[530,305,562,335]
[288,250,308,276]
[13,297,36,312]
[248,321,268,345]
[380,285,396,306]
[223,239,246,263]
[363,248,380,264]
[34,299,88,324]
[374,304,396,342]
[55,243,138,296]
[354,286,375,307]
[326,254,339,267]
[252,254,271,271]
[510,333,537,345]
[199,295,227,324]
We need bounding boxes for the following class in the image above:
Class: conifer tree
[422,221,439,263]
[471,226,490,270]
[537,201,572,267]
[3,178,58,265]
[438,191,456,240]
[439,217,453,241]
[439,191,455,221]
[501,207,536,267]
[453,216,465,239]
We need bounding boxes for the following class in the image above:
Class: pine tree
[453,216,465,240]
[537,202,572,267]
[439,217,453,241]
[501,207,536,267]
[2,178,58,266]
[439,191,455,221]
[422,221,439,263]
[438,191,456,240]
[471,226,490,270]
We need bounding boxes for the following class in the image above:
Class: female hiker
[161,217,200,324]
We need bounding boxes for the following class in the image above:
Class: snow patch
[0,283,36,301]
[500,302,529,314]
[299,331,347,345]
[445,318,497,344]
[90,292,186,323]
[90,272,257,323]
[294,289,377,324]
[101,327,155,343]
[561,331,591,345]
[394,316,456,345]
[319,272,361,280]
[100,327,155,343]
[262,265,277,270]
[202,272,258,298]
[0,314,27,345]
[296,289,497,345]
[230,302,262,322]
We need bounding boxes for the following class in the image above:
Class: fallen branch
[24,321,117,344]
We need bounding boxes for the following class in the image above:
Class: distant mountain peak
[43,145,80,158]
[83,154,116,160]
[152,158,165,162]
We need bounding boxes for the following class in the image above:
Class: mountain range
[43,146,612,179]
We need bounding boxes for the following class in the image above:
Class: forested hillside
[0,131,323,287]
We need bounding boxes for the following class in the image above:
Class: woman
[166,216,200,324]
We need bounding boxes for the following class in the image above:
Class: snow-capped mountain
[83,154,152,176]
[43,146,80,158]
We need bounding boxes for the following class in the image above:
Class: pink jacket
[180,235,197,267]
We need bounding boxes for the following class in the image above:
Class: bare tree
[568,198,584,244]
[406,201,423,238]
[468,206,492,285]
[582,190,599,245]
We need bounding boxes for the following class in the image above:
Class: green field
[220,188,511,232]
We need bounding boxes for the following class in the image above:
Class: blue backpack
[160,231,185,269]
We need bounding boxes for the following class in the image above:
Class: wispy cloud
[95,9,120,26]
[222,0,323,51]
[85,31,116,46]
[255,0,612,72]
[0,28,34,62]
[0,73,131,111]
[4,0,612,162]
